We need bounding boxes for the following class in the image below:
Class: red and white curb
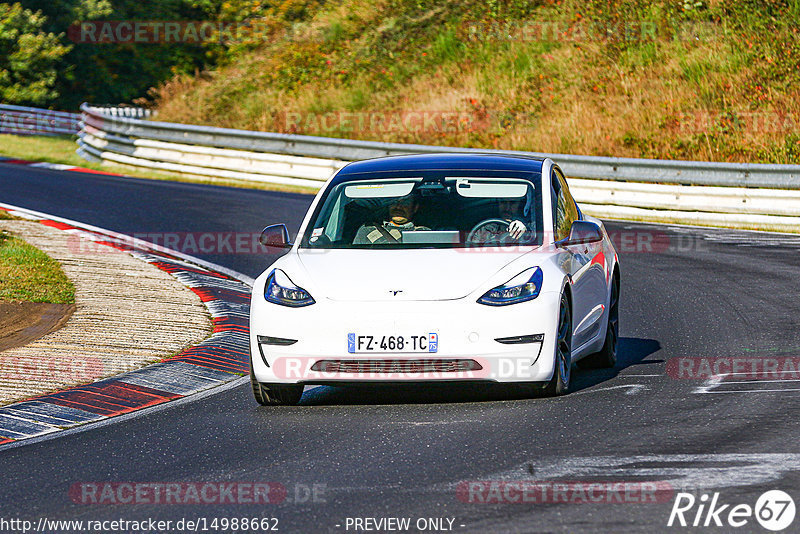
[0,203,254,446]
[0,156,123,176]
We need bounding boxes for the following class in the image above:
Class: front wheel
[250,359,303,406]
[542,293,572,396]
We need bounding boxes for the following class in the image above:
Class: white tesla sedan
[249,154,619,405]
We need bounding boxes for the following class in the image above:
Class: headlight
[477,267,543,306]
[264,269,315,307]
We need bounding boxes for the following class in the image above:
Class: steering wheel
[467,218,511,244]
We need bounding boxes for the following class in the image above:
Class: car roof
[334,153,545,179]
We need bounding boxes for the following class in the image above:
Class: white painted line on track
[693,374,727,394]
[615,218,800,240]
[0,201,255,286]
[381,420,483,426]
[693,373,800,394]
[718,378,800,385]
[489,453,800,491]
[699,388,800,394]
[572,384,649,396]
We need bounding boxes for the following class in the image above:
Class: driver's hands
[472,228,491,244]
[507,220,526,239]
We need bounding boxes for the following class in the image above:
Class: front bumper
[249,291,561,385]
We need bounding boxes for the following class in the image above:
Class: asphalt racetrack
[2,162,800,533]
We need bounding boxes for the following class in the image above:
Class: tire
[249,358,303,406]
[542,292,572,397]
[577,276,619,370]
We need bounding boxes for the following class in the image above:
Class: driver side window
[552,169,579,241]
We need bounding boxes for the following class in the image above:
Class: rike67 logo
[668,490,795,531]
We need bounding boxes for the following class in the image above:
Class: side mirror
[557,220,602,247]
[259,224,292,249]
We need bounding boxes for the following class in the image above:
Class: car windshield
[301,173,543,249]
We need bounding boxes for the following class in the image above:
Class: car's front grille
[310,359,483,373]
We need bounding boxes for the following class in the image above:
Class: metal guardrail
[0,104,81,136]
[77,104,800,232]
[79,103,800,190]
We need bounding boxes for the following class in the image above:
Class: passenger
[353,194,430,244]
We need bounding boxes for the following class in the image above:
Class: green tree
[0,3,70,105]
[9,0,321,109]
[21,0,209,109]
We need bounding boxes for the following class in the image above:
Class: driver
[499,198,528,239]
[471,198,529,244]
[353,193,430,244]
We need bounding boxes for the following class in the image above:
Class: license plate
[348,333,438,353]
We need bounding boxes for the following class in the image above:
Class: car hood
[294,248,539,302]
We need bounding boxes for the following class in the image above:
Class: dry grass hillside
[151,0,800,163]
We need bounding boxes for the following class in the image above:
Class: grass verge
[0,227,75,304]
[151,0,800,165]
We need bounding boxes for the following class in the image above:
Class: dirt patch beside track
[0,219,212,404]
[0,302,75,353]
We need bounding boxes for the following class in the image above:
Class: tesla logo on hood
[389,290,403,296]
